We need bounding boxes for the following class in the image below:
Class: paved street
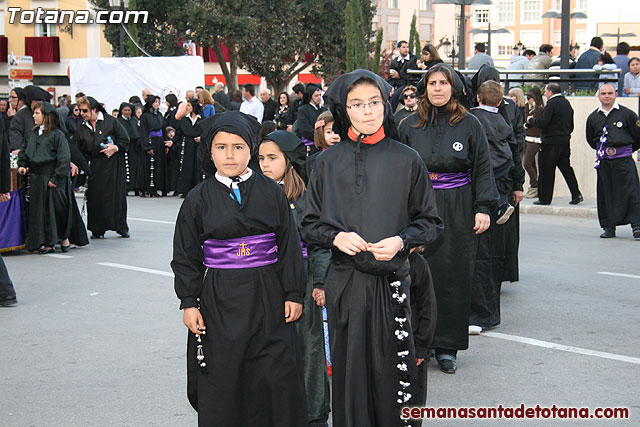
[1,196,639,426]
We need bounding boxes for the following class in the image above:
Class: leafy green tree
[345,0,368,71]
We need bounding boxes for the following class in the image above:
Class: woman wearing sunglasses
[394,85,419,125]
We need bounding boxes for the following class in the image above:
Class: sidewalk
[519,197,597,219]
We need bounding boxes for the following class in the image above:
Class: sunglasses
[80,108,90,113]
[403,93,417,99]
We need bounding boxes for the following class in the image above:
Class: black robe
[586,105,640,229]
[139,110,168,193]
[296,103,327,154]
[301,135,443,427]
[399,110,496,351]
[75,114,130,236]
[164,106,182,192]
[117,115,141,193]
[171,172,307,426]
[17,128,88,251]
[175,115,202,195]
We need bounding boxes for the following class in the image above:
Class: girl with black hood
[17,102,88,253]
[259,130,331,427]
[301,69,443,427]
[171,111,307,426]
[139,94,169,196]
[398,63,497,374]
[174,98,202,196]
[117,102,141,194]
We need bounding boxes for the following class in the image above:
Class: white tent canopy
[69,56,205,113]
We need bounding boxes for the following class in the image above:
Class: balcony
[25,37,60,63]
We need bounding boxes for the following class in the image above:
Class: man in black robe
[171,112,307,426]
[585,84,640,238]
[0,116,17,307]
[8,88,28,152]
[117,102,141,194]
[75,96,130,239]
[295,84,327,154]
[302,69,443,427]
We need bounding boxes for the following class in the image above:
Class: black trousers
[0,254,16,301]
[537,142,581,204]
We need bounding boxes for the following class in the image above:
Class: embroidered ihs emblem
[236,243,251,257]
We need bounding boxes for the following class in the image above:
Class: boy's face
[167,130,176,139]
[346,83,385,136]
[211,131,251,177]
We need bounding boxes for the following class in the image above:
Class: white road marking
[97,262,174,277]
[127,217,175,225]
[90,292,99,296]
[597,271,640,280]
[483,331,640,365]
[45,254,73,259]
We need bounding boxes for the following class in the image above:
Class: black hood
[416,63,465,99]
[471,65,501,94]
[200,111,261,178]
[261,130,308,182]
[23,85,52,107]
[302,83,322,105]
[85,96,108,114]
[322,69,397,140]
[118,102,134,117]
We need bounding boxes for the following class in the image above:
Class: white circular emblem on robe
[616,122,623,128]
[452,142,463,152]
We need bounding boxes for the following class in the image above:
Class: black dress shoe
[0,296,18,307]
[91,234,104,239]
[533,200,550,205]
[38,247,54,254]
[118,231,130,238]
[438,358,457,374]
[569,194,584,205]
[61,244,71,253]
[600,229,616,238]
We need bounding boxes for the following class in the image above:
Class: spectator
[185,90,196,102]
[141,88,152,100]
[273,91,292,130]
[507,49,535,87]
[417,44,444,70]
[467,43,494,70]
[614,42,631,77]
[111,109,119,118]
[195,86,204,95]
[508,87,526,120]
[574,37,604,90]
[56,95,69,117]
[388,40,420,110]
[523,87,544,199]
[527,83,583,205]
[623,57,640,97]
[593,52,619,90]
[526,44,554,87]
[212,82,230,111]
[260,88,278,122]
[198,90,216,118]
[394,85,418,124]
[0,98,9,133]
[289,83,305,123]
[239,83,264,122]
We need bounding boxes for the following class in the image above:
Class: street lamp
[469,24,510,57]
[513,41,526,55]
[442,37,457,68]
[109,0,130,57]
[541,0,587,73]
[601,30,637,46]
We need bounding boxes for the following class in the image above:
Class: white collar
[404,105,417,112]
[215,168,253,189]
[189,114,201,125]
[475,105,499,113]
[549,93,562,100]
[38,125,44,135]
[399,54,409,62]
[598,103,619,116]
[84,111,104,129]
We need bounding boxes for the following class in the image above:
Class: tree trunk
[229,46,239,92]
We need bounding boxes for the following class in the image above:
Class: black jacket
[388,53,420,88]
[9,107,32,151]
[529,95,574,144]
[262,98,278,122]
[0,117,9,193]
[586,105,640,152]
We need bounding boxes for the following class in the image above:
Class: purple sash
[149,130,163,137]
[299,233,308,259]
[429,170,471,190]
[603,145,633,160]
[301,136,315,147]
[203,233,278,269]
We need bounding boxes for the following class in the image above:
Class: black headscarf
[12,87,26,103]
[323,69,397,141]
[85,96,108,114]
[302,83,322,105]
[416,63,465,99]
[23,85,52,107]
[143,95,159,113]
[200,111,261,178]
[118,102,134,117]
[471,64,501,96]
[261,130,308,182]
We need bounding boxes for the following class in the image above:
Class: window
[388,22,399,41]
[420,0,431,10]
[420,24,432,42]
[498,45,511,56]
[0,12,4,36]
[388,0,398,9]
[36,22,56,37]
[520,30,542,51]
[576,0,587,11]
[522,0,542,24]
[498,1,514,25]
[474,8,489,24]
[553,0,562,11]
[552,30,561,47]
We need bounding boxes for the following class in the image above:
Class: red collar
[347,126,385,145]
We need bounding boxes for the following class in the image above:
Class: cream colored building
[374,0,435,53]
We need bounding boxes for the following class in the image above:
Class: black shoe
[38,246,54,254]
[61,244,71,253]
[569,194,584,205]
[91,234,104,239]
[632,227,640,239]
[118,231,130,238]
[533,200,550,205]
[437,358,457,374]
[496,203,515,225]
[0,296,18,307]
[600,229,616,238]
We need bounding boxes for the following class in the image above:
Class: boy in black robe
[585,84,640,238]
[301,69,443,427]
[171,111,307,426]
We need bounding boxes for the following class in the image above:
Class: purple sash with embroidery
[149,130,163,137]
[603,145,633,160]
[429,170,471,189]
[203,233,278,269]
[301,136,315,147]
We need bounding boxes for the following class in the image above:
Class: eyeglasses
[403,94,417,99]
[346,100,384,111]
[79,108,90,113]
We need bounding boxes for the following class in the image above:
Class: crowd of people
[1,36,640,427]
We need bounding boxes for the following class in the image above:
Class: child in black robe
[301,69,443,427]
[171,111,307,426]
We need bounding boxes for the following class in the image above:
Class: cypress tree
[372,28,383,74]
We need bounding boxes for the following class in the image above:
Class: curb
[519,203,598,219]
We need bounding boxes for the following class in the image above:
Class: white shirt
[597,102,619,117]
[215,168,253,187]
[240,97,264,122]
